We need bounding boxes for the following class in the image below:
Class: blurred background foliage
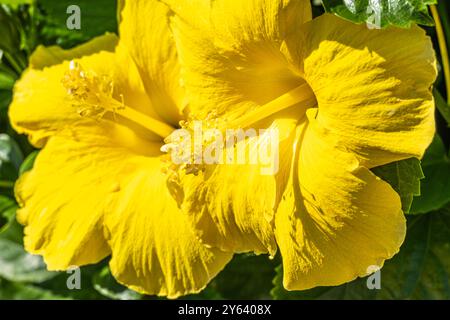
[0,0,449,300]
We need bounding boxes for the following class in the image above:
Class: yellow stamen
[62,61,175,139]
[227,82,317,129]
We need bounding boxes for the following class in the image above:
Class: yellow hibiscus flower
[8,0,233,298]
[161,0,437,290]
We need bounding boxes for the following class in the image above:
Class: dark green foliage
[372,158,423,214]
[322,0,436,28]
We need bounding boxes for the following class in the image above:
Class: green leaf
[372,158,423,214]
[0,0,34,8]
[0,134,23,183]
[205,253,278,299]
[322,0,436,29]
[0,198,52,283]
[0,278,68,300]
[38,263,108,300]
[0,70,15,90]
[37,0,117,48]
[0,89,12,119]
[93,266,141,300]
[271,265,375,300]
[0,134,23,169]
[272,208,450,299]
[0,5,21,53]
[0,213,23,244]
[182,285,224,300]
[19,150,38,175]
[0,195,14,213]
[435,88,450,126]
[0,237,58,283]
[0,195,16,230]
[377,209,450,299]
[410,135,450,214]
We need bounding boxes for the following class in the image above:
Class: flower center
[62,61,175,139]
[161,82,316,180]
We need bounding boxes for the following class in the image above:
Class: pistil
[227,82,317,130]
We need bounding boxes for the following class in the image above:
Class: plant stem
[437,0,450,46]
[431,5,450,104]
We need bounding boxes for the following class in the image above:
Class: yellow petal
[29,33,118,69]
[275,109,406,290]
[164,0,311,43]
[206,0,312,46]
[182,164,277,255]
[118,0,185,125]
[104,156,232,298]
[282,14,437,167]
[117,0,125,24]
[167,0,312,121]
[15,117,224,297]
[15,123,159,270]
[161,0,211,29]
